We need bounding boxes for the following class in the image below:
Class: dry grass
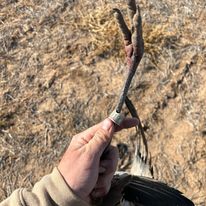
[71,3,122,61]
[0,0,206,205]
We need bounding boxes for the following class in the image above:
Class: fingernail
[91,190,102,198]
[99,166,106,174]
[102,119,113,131]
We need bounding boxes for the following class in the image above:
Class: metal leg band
[109,110,125,126]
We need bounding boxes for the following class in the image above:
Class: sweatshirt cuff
[47,167,89,206]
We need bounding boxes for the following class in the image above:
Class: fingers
[99,166,106,174]
[115,117,138,132]
[87,119,115,157]
[92,146,118,198]
[101,146,119,174]
[127,0,137,25]
[74,117,138,146]
[76,119,114,143]
[113,8,131,45]
[91,186,111,198]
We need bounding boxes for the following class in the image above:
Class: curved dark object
[113,1,144,114]
[96,1,195,206]
[101,173,194,206]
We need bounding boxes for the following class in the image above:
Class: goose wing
[100,173,194,206]
[122,175,194,206]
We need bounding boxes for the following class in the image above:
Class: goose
[92,1,194,205]
[95,97,194,206]
[93,138,194,206]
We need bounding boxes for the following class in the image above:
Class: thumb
[88,119,114,157]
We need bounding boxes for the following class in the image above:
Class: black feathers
[121,175,194,206]
[100,173,194,206]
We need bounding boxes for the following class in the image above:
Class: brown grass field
[0,0,206,205]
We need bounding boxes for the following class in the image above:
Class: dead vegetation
[0,0,206,205]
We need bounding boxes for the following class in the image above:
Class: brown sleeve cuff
[29,167,90,206]
[1,168,89,206]
[52,167,89,206]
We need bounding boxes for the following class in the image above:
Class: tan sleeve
[0,167,89,206]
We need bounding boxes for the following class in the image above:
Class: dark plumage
[97,1,195,205]
[122,175,194,206]
[100,171,194,206]
[98,96,194,206]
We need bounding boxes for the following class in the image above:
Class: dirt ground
[0,0,205,205]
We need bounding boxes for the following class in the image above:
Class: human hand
[58,117,138,203]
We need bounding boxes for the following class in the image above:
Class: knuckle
[112,146,119,157]
[95,129,109,144]
[100,186,110,196]
[110,163,117,174]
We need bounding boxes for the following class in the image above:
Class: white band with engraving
[109,110,125,126]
